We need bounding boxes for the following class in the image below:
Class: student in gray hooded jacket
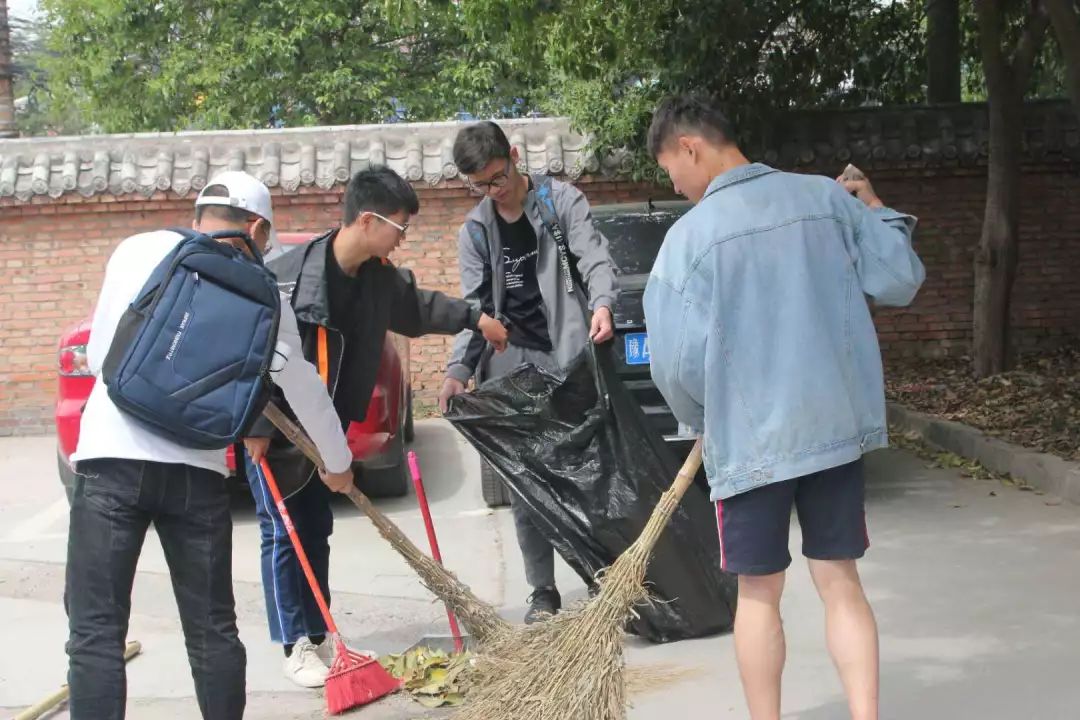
[438,121,619,623]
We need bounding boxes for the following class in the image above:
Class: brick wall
[1,167,1078,436]
[0,178,664,435]
[852,166,1080,358]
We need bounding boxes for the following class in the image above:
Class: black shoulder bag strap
[534,176,581,297]
[533,176,609,411]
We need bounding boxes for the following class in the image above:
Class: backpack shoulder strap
[532,176,578,295]
[165,226,263,262]
[131,228,200,303]
[465,219,489,262]
[533,175,560,230]
[165,226,201,241]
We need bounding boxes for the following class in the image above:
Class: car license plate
[624,332,651,366]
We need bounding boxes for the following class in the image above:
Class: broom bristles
[451,444,702,720]
[352,490,512,645]
[450,532,668,719]
[325,643,402,716]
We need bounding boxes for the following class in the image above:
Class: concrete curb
[887,402,1080,506]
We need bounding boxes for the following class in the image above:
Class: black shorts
[714,459,868,576]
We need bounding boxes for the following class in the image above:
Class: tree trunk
[972,91,1022,377]
[1045,0,1080,118]
[971,0,1047,378]
[927,0,962,103]
[0,0,15,138]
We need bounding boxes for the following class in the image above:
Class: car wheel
[481,459,512,508]
[362,436,411,499]
[403,388,415,443]
[363,460,410,498]
[57,452,75,505]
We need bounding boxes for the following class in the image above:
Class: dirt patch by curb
[885,346,1079,462]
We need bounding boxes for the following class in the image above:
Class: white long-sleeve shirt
[72,230,352,475]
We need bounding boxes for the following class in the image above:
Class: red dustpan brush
[257,459,401,714]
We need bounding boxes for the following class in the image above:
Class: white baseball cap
[195,170,278,250]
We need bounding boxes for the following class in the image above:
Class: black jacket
[251,229,480,493]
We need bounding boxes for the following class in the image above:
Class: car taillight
[59,344,91,377]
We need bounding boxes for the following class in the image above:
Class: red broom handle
[258,458,339,636]
[409,452,445,564]
[408,451,464,652]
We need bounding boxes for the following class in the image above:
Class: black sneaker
[524,586,562,624]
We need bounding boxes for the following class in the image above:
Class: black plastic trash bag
[445,344,737,643]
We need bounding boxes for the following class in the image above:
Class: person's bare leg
[734,572,786,720]
[808,559,878,720]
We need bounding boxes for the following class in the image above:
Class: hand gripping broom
[261,401,511,646]
[255,458,401,714]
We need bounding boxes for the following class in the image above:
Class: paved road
[2,422,1078,719]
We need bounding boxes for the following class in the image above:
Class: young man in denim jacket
[644,94,925,720]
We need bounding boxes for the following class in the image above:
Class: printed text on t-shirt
[504,249,539,290]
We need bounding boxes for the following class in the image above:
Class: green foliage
[452,0,1071,178]
[9,15,92,136]
[449,0,932,178]
[959,0,1066,101]
[29,0,1074,156]
[37,0,528,133]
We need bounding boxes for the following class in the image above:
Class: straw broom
[451,438,704,720]
[262,400,512,645]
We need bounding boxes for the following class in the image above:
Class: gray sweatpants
[484,344,562,591]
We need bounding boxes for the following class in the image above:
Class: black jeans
[65,458,246,720]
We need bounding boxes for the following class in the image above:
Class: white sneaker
[315,639,378,666]
[284,638,330,688]
[314,638,334,666]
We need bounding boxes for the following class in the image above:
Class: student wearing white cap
[65,171,353,720]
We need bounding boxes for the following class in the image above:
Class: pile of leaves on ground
[379,646,472,709]
[885,344,1079,462]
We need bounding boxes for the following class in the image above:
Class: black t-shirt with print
[495,210,552,352]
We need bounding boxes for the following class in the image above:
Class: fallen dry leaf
[886,345,1079,462]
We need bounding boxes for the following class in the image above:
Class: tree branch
[1044,0,1080,115]
[1013,0,1051,89]
[371,34,412,48]
[974,0,1006,91]
[880,2,928,103]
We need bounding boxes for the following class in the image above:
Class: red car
[55,232,415,500]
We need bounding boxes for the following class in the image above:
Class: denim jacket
[643,164,924,501]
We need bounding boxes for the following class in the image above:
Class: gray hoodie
[447,175,619,383]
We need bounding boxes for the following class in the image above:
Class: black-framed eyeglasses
[466,159,513,196]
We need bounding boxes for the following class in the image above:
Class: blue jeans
[65,458,245,720]
[245,453,333,644]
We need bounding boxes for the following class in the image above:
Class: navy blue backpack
[102,228,281,450]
